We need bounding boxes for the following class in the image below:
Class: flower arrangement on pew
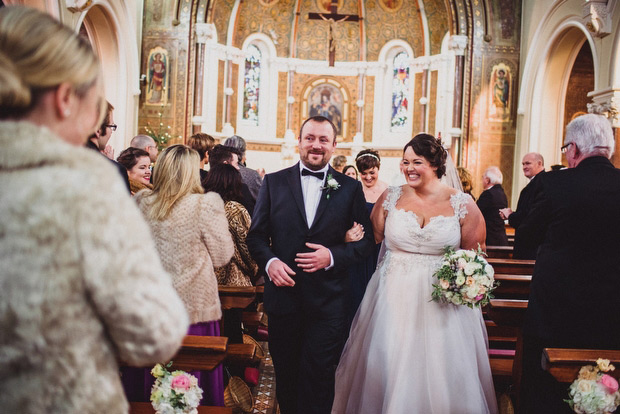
[565,358,620,414]
[431,246,497,309]
[150,362,203,414]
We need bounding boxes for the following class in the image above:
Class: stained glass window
[391,51,410,130]
[243,44,261,125]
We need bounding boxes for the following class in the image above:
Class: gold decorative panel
[424,0,450,55]
[234,0,295,57]
[212,0,235,44]
[365,0,423,60]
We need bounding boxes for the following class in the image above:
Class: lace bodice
[382,186,469,255]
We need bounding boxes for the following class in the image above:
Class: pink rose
[474,294,484,301]
[171,374,191,391]
[600,374,619,394]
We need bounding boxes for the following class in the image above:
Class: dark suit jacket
[239,165,262,202]
[520,157,620,349]
[510,171,544,258]
[246,163,374,318]
[477,184,509,246]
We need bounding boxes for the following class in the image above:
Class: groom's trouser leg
[298,314,348,414]
[268,312,304,414]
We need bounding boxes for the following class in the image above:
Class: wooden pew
[486,245,513,259]
[130,402,232,414]
[542,348,620,383]
[218,286,256,310]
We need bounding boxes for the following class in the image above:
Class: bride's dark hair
[403,134,447,178]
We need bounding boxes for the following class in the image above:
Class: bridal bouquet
[150,362,203,414]
[565,358,620,414]
[431,246,497,308]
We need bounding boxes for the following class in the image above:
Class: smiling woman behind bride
[332,134,497,414]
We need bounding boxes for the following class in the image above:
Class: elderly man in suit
[477,166,509,246]
[500,152,545,258]
[519,114,620,413]
[247,116,374,414]
[223,135,262,203]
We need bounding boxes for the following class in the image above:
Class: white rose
[578,380,593,393]
[328,178,339,187]
[455,275,466,286]
[484,264,495,277]
[466,285,479,299]
[457,258,467,270]
[465,250,477,259]
[464,262,478,276]
[451,295,463,305]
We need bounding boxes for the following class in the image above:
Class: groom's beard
[301,150,330,170]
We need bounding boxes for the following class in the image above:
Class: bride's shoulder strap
[450,191,470,220]
[382,186,402,212]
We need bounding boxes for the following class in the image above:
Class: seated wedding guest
[477,166,509,246]
[343,164,358,180]
[223,135,262,202]
[204,164,258,287]
[130,134,159,163]
[135,144,233,406]
[117,147,152,195]
[332,154,347,173]
[0,6,188,413]
[519,114,620,413]
[209,144,255,215]
[86,102,130,191]
[458,166,475,200]
[188,132,215,182]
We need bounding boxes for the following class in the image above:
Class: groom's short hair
[299,116,337,143]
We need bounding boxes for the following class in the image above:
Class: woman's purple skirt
[121,320,225,406]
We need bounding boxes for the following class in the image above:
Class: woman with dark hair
[117,147,152,195]
[204,164,258,287]
[333,134,497,413]
[342,165,358,180]
[355,149,388,203]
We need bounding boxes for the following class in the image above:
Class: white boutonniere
[321,174,341,199]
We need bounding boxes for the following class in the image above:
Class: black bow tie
[301,169,325,180]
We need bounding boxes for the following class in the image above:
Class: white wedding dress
[332,186,497,414]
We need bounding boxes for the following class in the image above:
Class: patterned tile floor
[252,341,278,414]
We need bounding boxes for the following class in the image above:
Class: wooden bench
[130,402,232,414]
[218,286,257,310]
[486,245,513,259]
[487,258,535,275]
[542,348,620,383]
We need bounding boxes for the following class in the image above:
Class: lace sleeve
[450,191,471,220]
[382,186,402,212]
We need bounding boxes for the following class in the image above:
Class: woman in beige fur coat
[0,7,189,414]
[135,144,234,405]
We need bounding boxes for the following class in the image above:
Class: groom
[247,116,374,414]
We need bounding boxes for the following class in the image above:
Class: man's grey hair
[130,134,156,150]
[223,135,247,156]
[565,114,615,158]
[483,166,503,185]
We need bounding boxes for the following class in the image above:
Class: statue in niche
[489,64,511,120]
[146,48,169,105]
[308,84,343,137]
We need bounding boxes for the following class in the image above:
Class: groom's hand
[268,259,296,287]
[295,243,331,273]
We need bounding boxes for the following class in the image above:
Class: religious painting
[488,63,511,121]
[379,0,403,12]
[258,0,278,6]
[146,47,169,106]
[317,0,343,13]
[308,83,344,137]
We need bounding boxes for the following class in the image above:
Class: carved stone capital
[588,88,620,127]
[195,23,216,44]
[583,0,612,38]
[448,35,468,56]
[66,0,93,13]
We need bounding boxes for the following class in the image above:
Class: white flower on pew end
[565,359,620,414]
[431,245,498,309]
[150,362,203,414]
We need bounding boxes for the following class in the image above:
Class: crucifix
[308,1,360,66]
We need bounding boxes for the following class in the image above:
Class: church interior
[3,0,620,413]
[5,0,619,203]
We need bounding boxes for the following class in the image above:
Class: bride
[332,134,498,413]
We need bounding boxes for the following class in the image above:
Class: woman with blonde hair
[0,6,188,413]
[135,144,234,406]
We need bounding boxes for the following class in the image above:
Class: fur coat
[135,191,234,324]
[0,121,189,414]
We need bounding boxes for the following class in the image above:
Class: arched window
[391,51,410,130]
[242,44,261,125]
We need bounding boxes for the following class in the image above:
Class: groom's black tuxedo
[247,162,373,414]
